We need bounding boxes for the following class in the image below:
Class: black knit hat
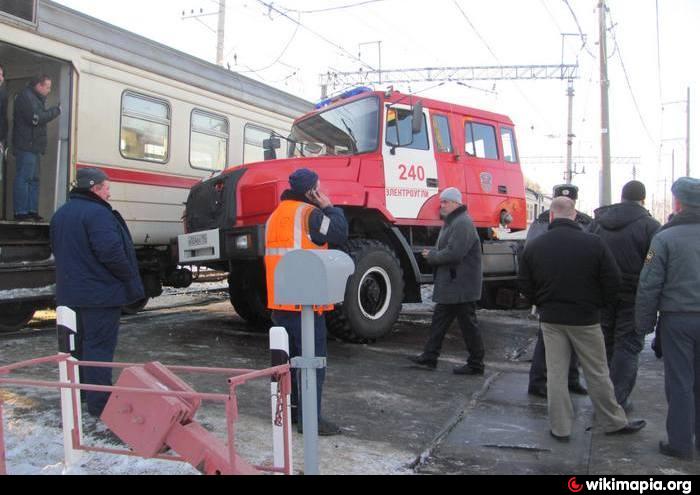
[621,180,646,201]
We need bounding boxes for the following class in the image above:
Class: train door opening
[0,42,72,222]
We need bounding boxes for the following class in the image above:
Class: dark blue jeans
[13,150,40,216]
[601,300,645,407]
[271,310,327,421]
[71,307,121,417]
[660,312,700,457]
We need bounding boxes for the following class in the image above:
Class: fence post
[56,306,83,467]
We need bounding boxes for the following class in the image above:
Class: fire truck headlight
[235,235,250,250]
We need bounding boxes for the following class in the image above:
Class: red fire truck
[179,87,527,342]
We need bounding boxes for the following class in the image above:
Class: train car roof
[19,1,313,119]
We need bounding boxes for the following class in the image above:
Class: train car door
[0,43,72,222]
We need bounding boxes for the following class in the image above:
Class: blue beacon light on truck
[314,87,372,109]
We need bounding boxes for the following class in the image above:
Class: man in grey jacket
[408,188,485,375]
[636,177,700,460]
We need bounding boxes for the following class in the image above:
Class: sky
[53,0,700,216]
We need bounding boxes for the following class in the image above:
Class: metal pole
[216,0,226,67]
[378,41,382,85]
[269,327,292,474]
[599,0,612,206]
[687,86,691,176]
[566,79,575,183]
[672,149,676,183]
[300,306,319,475]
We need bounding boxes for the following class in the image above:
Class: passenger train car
[0,0,311,331]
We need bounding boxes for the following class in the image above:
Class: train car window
[501,126,518,163]
[431,114,453,153]
[0,0,37,23]
[120,92,170,163]
[243,123,274,164]
[190,109,229,171]
[464,122,498,160]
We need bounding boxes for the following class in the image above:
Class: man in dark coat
[12,74,61,222]
[589,180,660,409]
[266,168,348,436]
[519,197,646,441]
[526,184,590,398]
[408,187,486,375]
[636,177,700,460]
[50,168,144,417]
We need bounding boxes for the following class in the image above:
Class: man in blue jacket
[636,177,700,460]
[50,168,144,417]
[12,74,61,222]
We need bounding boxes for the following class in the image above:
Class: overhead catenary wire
[253,0,375,71]
[279,0,388,15]
[233,13,301,73]
[561,0,596,58]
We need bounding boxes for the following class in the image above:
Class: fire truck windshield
[287,96,379,158]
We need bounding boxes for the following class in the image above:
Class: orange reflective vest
[265,200,333,312]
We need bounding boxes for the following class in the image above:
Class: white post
[56,306,82,467]
[269,326,292,474]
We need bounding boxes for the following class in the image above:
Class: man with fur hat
[265,168,348,436]
[50,167,144,417]
[637,177,700,460]
[589,180,660,410]
[407,187,486,375]
[526,183,590,398]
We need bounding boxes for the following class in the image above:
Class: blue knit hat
[671,177,700,207]
[289,168,319,195]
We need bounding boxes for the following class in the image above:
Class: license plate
[187,233,209,248]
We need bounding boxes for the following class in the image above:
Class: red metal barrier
[0,353,292,475]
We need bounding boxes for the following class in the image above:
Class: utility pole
[599,0,612,206]
[216,0,226,67]
[182,1,227,67]
[566,80,575,183]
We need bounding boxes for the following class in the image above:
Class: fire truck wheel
[228,267,272,330]
[121,298,149,315]
[0,302,37,333]
[327,240,404,343]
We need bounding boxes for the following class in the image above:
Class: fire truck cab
[180,88,527,342]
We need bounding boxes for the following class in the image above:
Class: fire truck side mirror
[411,101,424,135]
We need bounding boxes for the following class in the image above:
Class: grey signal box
[272,249,355,475]
[274,249,355,306]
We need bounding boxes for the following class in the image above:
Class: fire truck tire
[122,298,149,315]
[0,302,37,333]
[327,239,404,343]
[228,269,272,330]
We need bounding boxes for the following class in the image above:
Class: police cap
[553,184,579,201]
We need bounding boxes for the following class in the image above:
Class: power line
[280,0,388,14]
[233,14,300,73]
[253,0,375,70]
[561,0,596,58]
[451,0,499,62]
[607,9,656,146]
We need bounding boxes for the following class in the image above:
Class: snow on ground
[1,387,412,475]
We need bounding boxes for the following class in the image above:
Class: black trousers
[529,327,581,389]
[423,302,485,370]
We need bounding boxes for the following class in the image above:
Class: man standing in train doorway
[12,74,61,222]
[265,168,348,436]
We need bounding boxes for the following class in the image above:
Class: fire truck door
[382,105,438,219]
